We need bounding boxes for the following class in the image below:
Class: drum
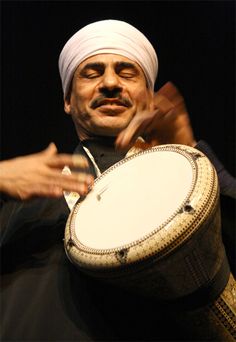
[65,144,236,340]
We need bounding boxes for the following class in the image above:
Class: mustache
[90,95,132,109]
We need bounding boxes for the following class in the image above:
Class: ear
[64,98,71,115]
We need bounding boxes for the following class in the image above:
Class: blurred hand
[0,143,93,200]
[116,81,196,150]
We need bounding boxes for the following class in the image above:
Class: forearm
[0,159,16,196]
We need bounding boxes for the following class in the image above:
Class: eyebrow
[115,61,138,70]
[81,62,104,70]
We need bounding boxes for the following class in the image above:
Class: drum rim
[66,144,212,255]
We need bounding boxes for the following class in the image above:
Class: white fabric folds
[58,19,158,98]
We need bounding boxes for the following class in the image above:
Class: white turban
[58,19,158,98]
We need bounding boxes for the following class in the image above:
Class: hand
[116,81,196,150]
[0,143,94,200]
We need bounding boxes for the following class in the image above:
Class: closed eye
[119,71,137,78]
[116,62,139,79]
[83,71,102,79]
[79,62,104,79]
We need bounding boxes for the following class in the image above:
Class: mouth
[91,98,132,109]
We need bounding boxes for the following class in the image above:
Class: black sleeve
[0,194,70,273]
[195,140,236,275]
[0,195,69,248]
[195,140,236,199]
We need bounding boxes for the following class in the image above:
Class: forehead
[77,53,144,72]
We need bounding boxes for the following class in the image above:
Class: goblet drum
[65,144,236,341]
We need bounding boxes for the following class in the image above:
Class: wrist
[0,160,15,194]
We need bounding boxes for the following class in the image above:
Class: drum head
[72,147,195,250]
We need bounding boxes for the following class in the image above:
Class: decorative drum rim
[65,144,218,270]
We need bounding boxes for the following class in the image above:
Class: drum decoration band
[64,144,236,341]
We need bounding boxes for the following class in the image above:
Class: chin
[92,116,131,136]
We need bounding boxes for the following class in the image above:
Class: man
[1,19,235,341]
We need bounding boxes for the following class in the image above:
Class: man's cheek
[135,90,151,111]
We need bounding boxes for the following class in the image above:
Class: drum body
[65,144,236,340]
[65,144,220,293]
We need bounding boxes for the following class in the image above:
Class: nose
[99,69,122,97]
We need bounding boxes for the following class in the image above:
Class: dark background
[1,1,235,176]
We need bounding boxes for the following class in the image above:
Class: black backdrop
[1,1,235,176]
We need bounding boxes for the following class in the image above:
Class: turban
[58,19,158,98]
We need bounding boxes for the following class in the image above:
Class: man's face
[64,54,153,140]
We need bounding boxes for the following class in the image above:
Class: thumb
[43,142,58,156]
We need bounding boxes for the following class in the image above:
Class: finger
[157,82,184,106]
[116,109,161,149]
[48,154,89,169]
[43,142,58,156]
[37,186,65,199]
[153,93,175,112]
[18,184,63,200]
[53,171,94,190]
[60,181,90,196]
[40,186,64,198]
[44,181,90,198]
[74,172,94,186]
[27,142,58,159]
[72,155,89,169]
[116,112,150,148]
[116,123,144,150]
[157,81,178,98]
[35,175,92,197]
